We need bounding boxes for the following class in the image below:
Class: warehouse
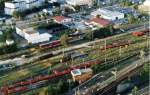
[138,0,150,13]
[91,8,124,21]
[16,26,52,44]
[66,0,92,6]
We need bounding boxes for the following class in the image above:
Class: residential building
[85,17,110,28]
[66,0,92,6]
[5,0,45,15]
[53,16,72,24]
[5,1,26,15]
[91,8,124,21]
[48,0,65,4]
[71,68,93,83]
[26,0,45,9]
[16,26,52,44]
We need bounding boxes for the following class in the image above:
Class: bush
[0,43,18,55]
[35,22,62,29]
[92,26,113,39]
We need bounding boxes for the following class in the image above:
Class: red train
[132,29,149,37]
[1,59,102,95]
[1,32,142,95]
[100,40,132,50]
[39,40,61,49]
[39,37,74,49]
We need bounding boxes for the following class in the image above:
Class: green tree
[53,7,61,16]
[128,15,136,24]
[37,13,41,20]
[12,11,19,18]
[74,5,81,11]
[140,63,149,81]
[60,34,68,47]
[84,31,93,41]
[12,11,23,19]
[96,14,101,18]
[124,1,132,6]
[132,86,138,95]
[47,85,56,95]
[133,4,138,10]
[94,26,112,38]
[92,64,99,74]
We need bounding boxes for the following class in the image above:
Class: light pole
[139,50,145,63]
[119,46,122,57]
[68,79,71,92]
[104,39,107,63]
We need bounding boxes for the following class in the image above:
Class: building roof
[66,0,92,6]
[71,68,93,77]
[90,17,110,26]
[71,69,82,76]
[39,33,52,38]
[91,8,124,20]
[53,16,66,22]
[16,24,32,30]
[80,68,92,73]
[25,30,38,35]
[99,8,123,17]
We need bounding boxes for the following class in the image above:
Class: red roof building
[85,17,110,28]
[53,16,72,24]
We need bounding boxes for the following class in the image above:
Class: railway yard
[0,0,150,95]
[0,28,149,95]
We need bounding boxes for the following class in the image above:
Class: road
[71,55,149,95]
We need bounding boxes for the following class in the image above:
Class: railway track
[0,44,149,95]
[0,29,148,94]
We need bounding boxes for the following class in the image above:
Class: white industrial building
[138,0,150,13]
[5,0,45,15]
[91,8,124,21]
[16,26,52,44]
[66,0,92,6]
[48,0,65,3]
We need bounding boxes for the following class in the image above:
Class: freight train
[1,30,145,94]
[132,29,149,37]
[0,39,132,75]
[39,37,74,49]
[1,59,101,95]
[60,52,88,63]
[39,40,61,49]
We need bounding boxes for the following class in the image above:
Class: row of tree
[0,43,18,55]
[35,22,62,30]
[39,80,78,95]
[84,25,113,41]
[0,27,18,55]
